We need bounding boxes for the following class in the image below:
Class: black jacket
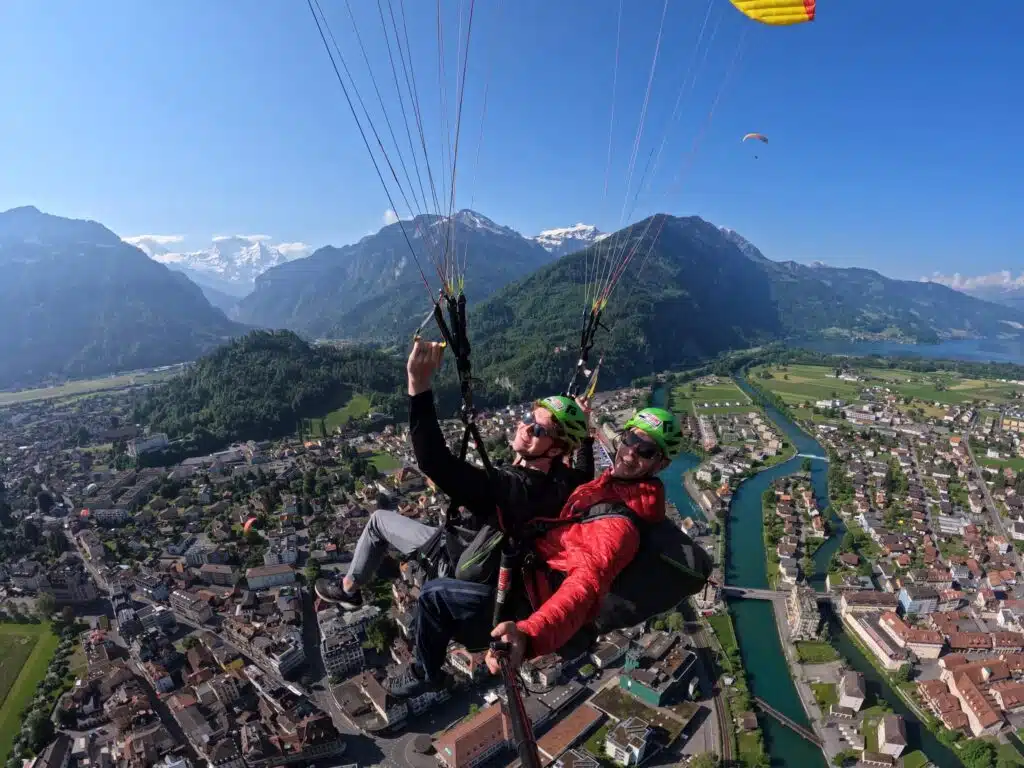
[409,391,594,530]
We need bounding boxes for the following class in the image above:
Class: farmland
[750,363,1024,408]
[0,623,60,760]
[672,377,750,415]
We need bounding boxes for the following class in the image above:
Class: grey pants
[345,509,438,587]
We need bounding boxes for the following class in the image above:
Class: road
[688,624,728,765]
[963,424,1023,578]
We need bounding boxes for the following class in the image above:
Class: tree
[36,593,56,619]
[801,458,812,473]
[60,606,75,626]
[363,617,396,654]
[690,753,719,768]
[182,636,200,650]
[666,611,685,632]
[305,562,322,584]
[892,663,913,683]
[958,739,996,768]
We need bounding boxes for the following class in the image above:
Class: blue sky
[1,0,1021,281]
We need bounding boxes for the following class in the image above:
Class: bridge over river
[753,697,822,746]
[721,585,831,603]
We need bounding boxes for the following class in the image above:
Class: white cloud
[923,270,1024,291]
[383,209,400,225]
[212,234,272,243]
[123,234,185,257]
[275,241,313,259]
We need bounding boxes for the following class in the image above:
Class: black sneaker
[383,664,451,700]
[313,578,363,610]
[338,589,363,611]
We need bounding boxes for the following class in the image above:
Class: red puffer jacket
[516,470,665,657]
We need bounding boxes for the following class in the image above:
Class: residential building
[263,533,298,566]
[619,635,698,707]
[840,591,899,615]
[245,564,295,590]
[433,703,512,768]
[878,715,907,758]
[321,630,364,678]
[137,604,176,632]
[199,563,237,586]
[787,586,820,640]
[170,590,213,625]
[604,717,652,766]
[134,572,169,602]
[838,671,866,712]
[128,433,170,457]
[898,585,939,616]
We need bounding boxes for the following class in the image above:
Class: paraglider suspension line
[431,292,494,527]
[565,309,608,398]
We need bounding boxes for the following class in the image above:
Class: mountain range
[531,223,607,257]
[125,234,310,313]
[466,215,1024,397]
[0,206,243,389]
[3,205,1023,394]
[235,210,556,340]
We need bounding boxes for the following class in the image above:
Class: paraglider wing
[243,516,258,534]
[729,0,815,26]
[742,133,769,143]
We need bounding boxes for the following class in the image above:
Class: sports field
[750,364,1023,407]
[0,623,60,760]
[672,377,750,414]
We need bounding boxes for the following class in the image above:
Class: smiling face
[612,427,666,479]
[511,406,563,459]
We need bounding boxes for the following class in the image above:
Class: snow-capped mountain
[125,235,311,298]
[532,223,607,257]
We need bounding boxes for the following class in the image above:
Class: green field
[810,682,838,710]
[707,613,739,656]
[0,369,178,406]
[672,377,749,414]
[307,393,373,436]
[0,623,60,760]
[980,455,1024,472]
[370,452,401,471]
[751,363,1024,408]
[795,641,841,664]
[901,750,928,768]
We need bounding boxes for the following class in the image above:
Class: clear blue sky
[1,0,1021,280]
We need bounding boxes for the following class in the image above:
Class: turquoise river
[652,379,964,767]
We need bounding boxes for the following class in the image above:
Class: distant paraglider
[243,516,258,535]
[743,132,768,159]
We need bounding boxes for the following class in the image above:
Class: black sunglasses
[620,430,662,459]
[521,412,559,440]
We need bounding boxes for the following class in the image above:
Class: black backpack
[529,502,715,633]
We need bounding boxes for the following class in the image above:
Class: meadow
[750,363,1023,408]
[0,623,60,760]
[672,377,750,414]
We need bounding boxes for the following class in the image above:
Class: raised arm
[408,390,494,514]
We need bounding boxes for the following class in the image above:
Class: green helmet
[624,407,683,460]
[536,395,590,448]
